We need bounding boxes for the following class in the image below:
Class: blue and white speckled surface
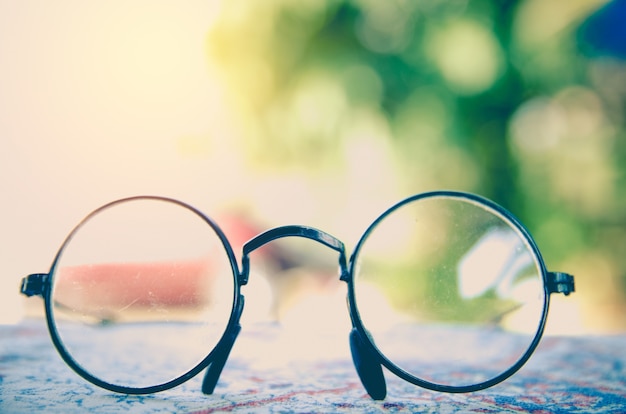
[1,320,625,413]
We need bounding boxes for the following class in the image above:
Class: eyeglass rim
[345,190,551,393]
[42,195,244,394]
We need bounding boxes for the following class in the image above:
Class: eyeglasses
[20,190,574,400]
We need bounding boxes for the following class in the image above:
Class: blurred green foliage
[206,0,626,330]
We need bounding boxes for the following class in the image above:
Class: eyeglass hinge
[546,272,575,296]
[20,273,49,297]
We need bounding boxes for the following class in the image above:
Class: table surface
[1,320,625,413]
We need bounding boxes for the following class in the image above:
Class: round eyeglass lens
[352,194,546,388]
[49,197,236,390]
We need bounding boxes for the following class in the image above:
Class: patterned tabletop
[1,320,625,413]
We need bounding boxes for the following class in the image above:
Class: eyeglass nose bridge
[239,225,349,286]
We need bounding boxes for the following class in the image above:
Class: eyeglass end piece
[20,273,48,297]
[239,255,250,286]
[338,252,349,282]
[547,272,575,296]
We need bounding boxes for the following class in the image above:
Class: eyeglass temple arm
[201,294,244,395]
[349,327,387,400]
[239,225,349,285]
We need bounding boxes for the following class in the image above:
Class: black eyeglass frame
[20,190,575,400]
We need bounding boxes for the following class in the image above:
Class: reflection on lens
[50,197,236,389]
[353,194,546,388]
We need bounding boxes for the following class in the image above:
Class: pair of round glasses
[20,191,575,400]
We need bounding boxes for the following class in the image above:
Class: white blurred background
[2,0,624,335]
[0,1,393,327]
